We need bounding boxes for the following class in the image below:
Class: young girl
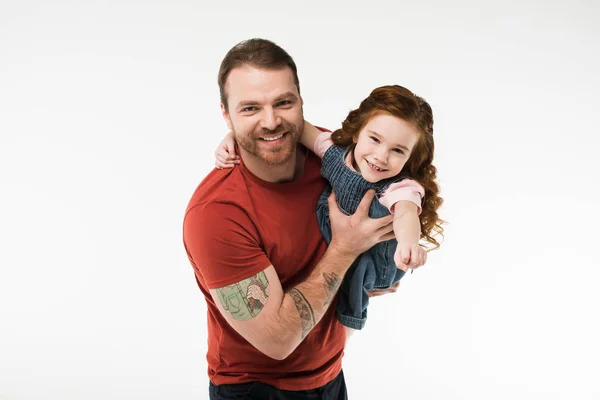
[215,85,444,332]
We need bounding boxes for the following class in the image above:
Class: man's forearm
[272,246,356,358]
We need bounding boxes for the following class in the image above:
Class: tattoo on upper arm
[322,272,341,307]
[287,288,315,339]
[216,271,270,321]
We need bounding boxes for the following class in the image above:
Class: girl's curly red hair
[331,85,444,250]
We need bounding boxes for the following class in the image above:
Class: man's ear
[220,103,233,131]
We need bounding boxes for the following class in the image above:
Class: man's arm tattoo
[287,288,315,339]
[322,272,341,307]
[216,271,270,321]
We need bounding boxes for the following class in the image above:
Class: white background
[1,0,599,399]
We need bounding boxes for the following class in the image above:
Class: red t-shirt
[182,149,346,391]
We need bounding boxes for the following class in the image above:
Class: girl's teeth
[368,161,382,171]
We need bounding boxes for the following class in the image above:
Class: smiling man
[183,38,396,400]
[220,64,304,181]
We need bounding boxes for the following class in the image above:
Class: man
[183,38,396,399]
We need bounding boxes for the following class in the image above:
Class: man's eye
[276,100,292,107]
[241,107,257,112]
[370,136,380,143]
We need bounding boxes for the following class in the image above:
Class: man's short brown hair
[218,38,300,109]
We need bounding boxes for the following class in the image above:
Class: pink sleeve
[313,132,334,159]
[378,179,425,215]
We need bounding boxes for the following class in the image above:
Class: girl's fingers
[401,247,411,264]
[216,163,235,169]
[413,248,427,268]
[216,154,232,164]
[226,144,237,158]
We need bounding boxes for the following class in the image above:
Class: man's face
[221,66,304,166]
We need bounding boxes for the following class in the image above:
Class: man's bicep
[214,268,273,320]
[209,265,287,358]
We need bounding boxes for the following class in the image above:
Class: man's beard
[234,120,303,166]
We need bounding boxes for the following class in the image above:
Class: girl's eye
[370,136,380,143]
[393,148,404,154]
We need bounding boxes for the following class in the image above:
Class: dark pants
[209,370,348,400]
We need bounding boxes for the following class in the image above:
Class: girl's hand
[394,243,427,271]
[214,131,240,169]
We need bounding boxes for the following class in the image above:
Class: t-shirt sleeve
[183,202,272,289]
[378,179,425,215]
[313,131,334,159]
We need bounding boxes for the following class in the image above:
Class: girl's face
[352,113,419,183]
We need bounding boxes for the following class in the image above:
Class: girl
[215,85,444,331]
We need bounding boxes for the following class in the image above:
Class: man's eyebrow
[368,130,410,152]
[274,92,298,102]
[236,100,259,109]
[236,92,298,110]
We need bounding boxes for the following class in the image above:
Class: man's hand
[327,189,395,258]
[368,281,401,298]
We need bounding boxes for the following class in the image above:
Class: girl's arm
[300,120,325,154]
[392,201,427,271]
[215,131,239,169]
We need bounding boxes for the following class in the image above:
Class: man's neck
[241,147,306,183]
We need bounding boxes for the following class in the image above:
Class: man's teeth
[262,134,284,141]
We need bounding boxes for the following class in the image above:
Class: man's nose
[261,108,281,131]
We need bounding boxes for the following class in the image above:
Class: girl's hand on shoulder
[215,131,240,169]
[394,243,427,271]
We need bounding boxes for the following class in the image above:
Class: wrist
[326,242,359,266]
